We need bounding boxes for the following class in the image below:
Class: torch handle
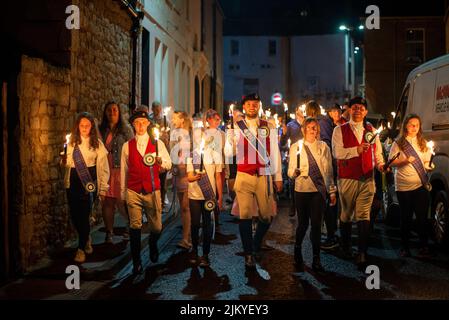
[384,152,400,170]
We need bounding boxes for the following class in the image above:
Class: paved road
[2,201,449,300]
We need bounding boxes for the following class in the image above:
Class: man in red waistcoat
[225,93,283,269]
[332,97,386,269]
[120,107,172,275]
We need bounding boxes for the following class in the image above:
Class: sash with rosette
[235,119,272,196]
[142,139,158,192]
[401,139,432,191]
[73,145,97,193]
[192,150,217,239]
[304,145,328,201]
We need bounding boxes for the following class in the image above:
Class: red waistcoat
[337,122,376,180]
[127,138,161,193]
[237,119,271,175]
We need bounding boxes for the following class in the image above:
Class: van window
[391,84,409,137]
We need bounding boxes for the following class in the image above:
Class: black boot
[239,219,255,269]
[129,228,143,275]
[312,254,325,273]
[356,220,370,269]
[149,232,160,263]
[340,222,353,260]
[253,219,271,261]
[294,245,304,272]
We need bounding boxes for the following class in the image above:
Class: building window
[268,40,276,56]
[231,40,239,56]
[405,29,425,64]
[243,79,259,95]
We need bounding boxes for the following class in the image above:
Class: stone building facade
[1,0,135,278]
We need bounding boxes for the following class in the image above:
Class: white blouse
[187,148,222,200]
[287,139,336,194]
[64,136,110,195]
[389,137,432,192]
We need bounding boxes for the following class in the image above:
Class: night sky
[219,0,446,35]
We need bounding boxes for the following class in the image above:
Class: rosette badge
[85,182,96,193]
[204,200,216,211]
[258,125,270,138]
[143,153,156,167]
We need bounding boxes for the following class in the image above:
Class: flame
[427,141,435,155]
[258,107,263,118]
[265,110,272,118]
[200,138,205,154]
[320,105,326,116]
[288,138,291,148]
[65,133,71,145]
[153,127,160,140]
[274,114,280,128]
[297,139,304,155]
[290,113,295,120]
[283,103,288,112]
[375,125,384,134]
[391,111,396,118]
[163,106,171,117]
[229,104,234,116]
[299,104,306,115]
[388,122,391,129]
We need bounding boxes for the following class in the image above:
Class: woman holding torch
[388,113,435,259]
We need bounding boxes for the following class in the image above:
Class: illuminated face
[304,121,319,141]
[79,118,92,138]
[152,105,162,117]
[106,104,120,126]
[243,100,260,118]
[406,118,420,137]
[349,104,368,122]
[207,115,221,129]
[133,118,150,136]
[172,113,184,129]
[328,109,341,123]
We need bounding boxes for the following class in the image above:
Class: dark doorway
[194,76,200,114]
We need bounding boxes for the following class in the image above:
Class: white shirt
[120,132,172,201]
[64,137,110,195]
[332,120,384,167]
[186,148,222,200]
[389,137,432,192]
[287,140,335,193]
[224,117,283,181]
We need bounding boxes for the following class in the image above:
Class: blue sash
[235,119,272,196]
[304,145,327,201]
[401,140,431,191]
[73,145,96,193]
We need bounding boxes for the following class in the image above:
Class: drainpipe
[119,0,144,112]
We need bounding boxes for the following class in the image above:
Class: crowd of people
[60,94,436,275]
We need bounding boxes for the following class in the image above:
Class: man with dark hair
[121,107,172,275]
[225,93,283,269]
[332,97,386,269]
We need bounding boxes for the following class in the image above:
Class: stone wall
[17,56,73,268]
[16,0,134,270]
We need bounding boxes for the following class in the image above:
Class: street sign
[272,93,283,106]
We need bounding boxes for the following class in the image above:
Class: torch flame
[229,104,234,116]
[300,104,306,115]
[265,110,272,118]
[290,113,295,120]
[391,112,396,118]
[288,138,291,148]
[284,103,288,112]
[427,141,435,155]
[297,139,304,155]
[376,125,384,134]
[320,105,326,116]
[163,106,171,117]
[65,133,71,145]
[153,127,160,140]
[200,138,205,154]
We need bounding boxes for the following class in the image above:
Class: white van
[388,54,449,247]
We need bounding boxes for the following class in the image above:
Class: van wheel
[432,190,449,247]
